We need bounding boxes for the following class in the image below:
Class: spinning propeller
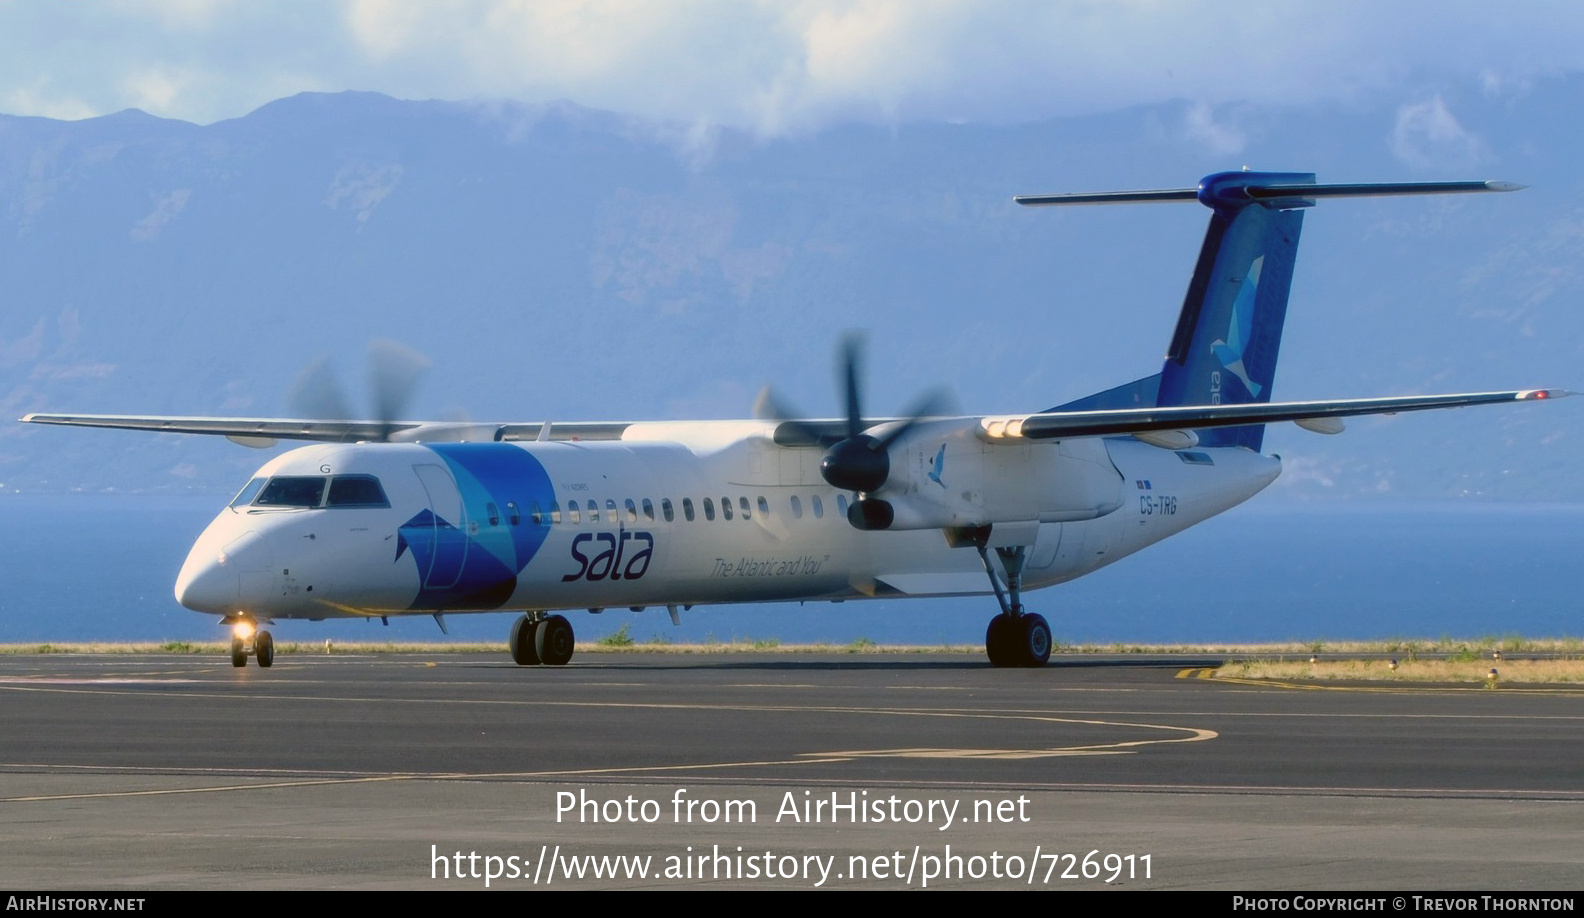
[765,334,949,530]
[286,339,432,442]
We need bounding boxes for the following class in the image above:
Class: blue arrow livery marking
[395,444,557,611]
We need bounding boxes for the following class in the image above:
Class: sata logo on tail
[562,526,655,582]
[1211,255,1264,399]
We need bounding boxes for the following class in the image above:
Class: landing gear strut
[974,539,1051,668]
[509,613,574,666]
[226,619,274,668]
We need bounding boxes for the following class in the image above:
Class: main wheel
[230,637,247,668]
[509,614,542,665]
[985,614,1016,667]
[255,630,275,668]
[1019,613,1052,667]
[535,614,575,666]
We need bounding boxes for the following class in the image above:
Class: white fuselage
[174,420,1280,622]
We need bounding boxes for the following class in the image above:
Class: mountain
[2,89,1579,499]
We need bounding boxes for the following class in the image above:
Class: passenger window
[683,498,695,522]
[722,498,733,521]
[811,495,824,519]
[625,499,638,523]
[740,496,751,519]
[607,499,618,523]
[587,500,598,522]
[789,495,803,519]
[642,498,655,522]
[529,501,543,526]
[568,502,581,524]
[550,501,562,525]
[487,502,500,526]
[660,498,673,522]
[507,501,521,525]
[257,476,327,508]
[757,496,768,517]
[836,494,848,517]
[703,498,715,521]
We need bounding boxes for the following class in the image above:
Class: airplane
[20,170,1567,669]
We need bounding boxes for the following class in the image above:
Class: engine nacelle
[847,421,1125,531]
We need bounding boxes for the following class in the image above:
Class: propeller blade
[286,356,355,421]
[754,385,804,423]
[840,332,865,439]
[368,338,431,440]
[756,385,828,445]
[874,388,953,450]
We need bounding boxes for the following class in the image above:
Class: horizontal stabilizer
[1017,179,1522,208]
[1014,188,1199,206]
[1248,180,1525,200]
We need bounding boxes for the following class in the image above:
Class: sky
[1,1,1580,644]
[2,0,1581,502]
[5,0,1584,150]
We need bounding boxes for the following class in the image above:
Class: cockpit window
[256,476,327,508]
[326,475,389,508]
[229,478,266,509]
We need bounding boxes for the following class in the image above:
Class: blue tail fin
[1155,171,1312,450]
[1026,172,1520,452]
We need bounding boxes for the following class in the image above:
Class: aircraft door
[1028,523,1062,570]
[412,463,468,590]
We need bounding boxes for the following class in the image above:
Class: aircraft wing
[996,388,1568,440]
[22,387,1567,448]
[19,414,413,442]
[17,414,633,445]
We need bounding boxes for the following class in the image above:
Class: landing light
[232,621,255,640]
[979,417,1027,440]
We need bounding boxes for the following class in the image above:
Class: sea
[1,494,1579,646]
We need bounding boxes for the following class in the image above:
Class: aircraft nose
[175,530,268,613]
[174,553,236,612]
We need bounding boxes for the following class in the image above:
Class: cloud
[2,1,1584,133]
[1389,95,1486,170]
[1182,102,1248,156]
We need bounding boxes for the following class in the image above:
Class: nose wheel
[226,620,274,668]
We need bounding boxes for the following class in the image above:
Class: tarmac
[2,651,1582,890]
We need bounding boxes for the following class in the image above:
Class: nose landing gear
[225,618,274,668]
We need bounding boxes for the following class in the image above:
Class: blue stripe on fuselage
[400,443,557,611]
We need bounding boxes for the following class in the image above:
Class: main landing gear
[509,613,575,666]
[226,618,274,668]
[974,540,1052,668]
